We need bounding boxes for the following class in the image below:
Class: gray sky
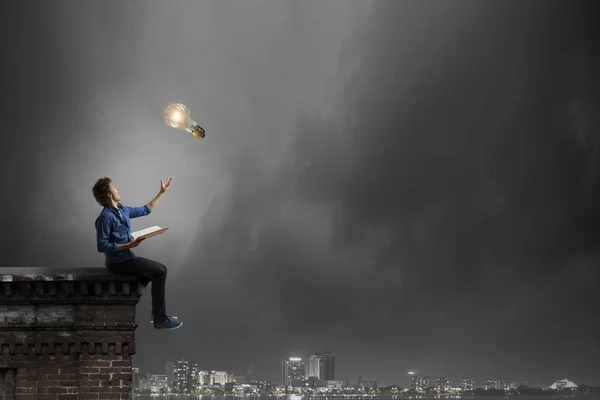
[2,0,600,387]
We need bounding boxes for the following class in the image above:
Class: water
[136,396,600,400]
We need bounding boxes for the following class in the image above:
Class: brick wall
[0,267,146,400]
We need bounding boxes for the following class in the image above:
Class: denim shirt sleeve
[96,215,117,253]
[126,205,152,219]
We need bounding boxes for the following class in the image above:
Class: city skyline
[135,356,595,394]
[2,0,600,388]
[135,353,598,388]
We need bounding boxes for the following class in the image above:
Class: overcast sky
[2,0,600,387]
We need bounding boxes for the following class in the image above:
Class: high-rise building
[461,378,475,391]
[246,365,253,384]
[139,376,151,391]
[308,352,336,381]
[422,376,430,388]
[282,357,305,387]
[188,362,198,390]
[484,380,499,390]
[168,358,189,393]
[132,367,140,392]
[434,377,450,392]
[411,376,430,390]
[150,375,169,392]
[410,375,419,390]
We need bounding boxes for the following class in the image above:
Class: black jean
[106,256,168,323]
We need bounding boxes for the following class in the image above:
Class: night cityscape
[132,353,600,397]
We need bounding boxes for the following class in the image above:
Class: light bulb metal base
[191,125,205,139]
[184,123,206,139]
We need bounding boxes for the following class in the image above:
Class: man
[93,176,182,330]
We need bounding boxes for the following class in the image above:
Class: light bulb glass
[164,103,206,139]
[165,103,193,130]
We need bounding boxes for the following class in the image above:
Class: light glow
[164,102,206,139]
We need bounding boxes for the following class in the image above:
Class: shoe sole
[150,316,178,323]
[154,321,183,330]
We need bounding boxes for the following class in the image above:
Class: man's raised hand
[160,177,173,194]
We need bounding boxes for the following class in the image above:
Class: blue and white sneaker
[153,316,183,330]
[151,313,178,324]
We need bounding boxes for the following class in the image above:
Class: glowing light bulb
[164,103,206,139]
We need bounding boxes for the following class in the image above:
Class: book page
[132,226,162,239]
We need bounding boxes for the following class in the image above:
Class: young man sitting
[93,177,182,330]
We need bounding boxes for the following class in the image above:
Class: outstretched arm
[146,177,173,210]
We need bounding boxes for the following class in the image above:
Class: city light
[134,356,591,396]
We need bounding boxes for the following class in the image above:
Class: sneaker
[151,313,178,324]
[153,316,183,330]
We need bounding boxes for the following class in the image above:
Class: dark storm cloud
[176,0,600,385]
[2,0,599,387]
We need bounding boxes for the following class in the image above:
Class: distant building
[165,360,174,386]
[132,367,140,392]
[327,380,344,390]
[435,377,451,392]
[198,370,210,385]
[138,375,151,391]
[483,379,499,390]
[197,370,233,385]
[253,379,272,391]
[210,371,234,385]
[168,358,190,392]
[308,352,336,381]
[411,375,430,390]
[358,381,378,391]
[410,375,419,390]
[306,377,325,388]
[246,365,253,383]
[549,379,577,390]
[461,378,475,391]
[282,357,305,387]
[150,375,169,392]
[188,362,198,390]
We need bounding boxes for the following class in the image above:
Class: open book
[131,226,169,241]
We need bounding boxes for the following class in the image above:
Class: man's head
[92,177,120,207]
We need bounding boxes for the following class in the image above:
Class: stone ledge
[0,266,139,282]
[0,267,147,304]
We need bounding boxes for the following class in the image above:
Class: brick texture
[0,267,145,400]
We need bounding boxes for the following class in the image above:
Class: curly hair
[92,177,113,207]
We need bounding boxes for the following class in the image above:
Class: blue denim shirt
[95,203,152,265]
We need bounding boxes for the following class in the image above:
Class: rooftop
[0,266,136,282]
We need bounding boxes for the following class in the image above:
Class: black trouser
[106,256,168,323]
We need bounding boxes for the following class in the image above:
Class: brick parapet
[0,267,146,399]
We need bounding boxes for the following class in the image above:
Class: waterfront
[136,396,600,400]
